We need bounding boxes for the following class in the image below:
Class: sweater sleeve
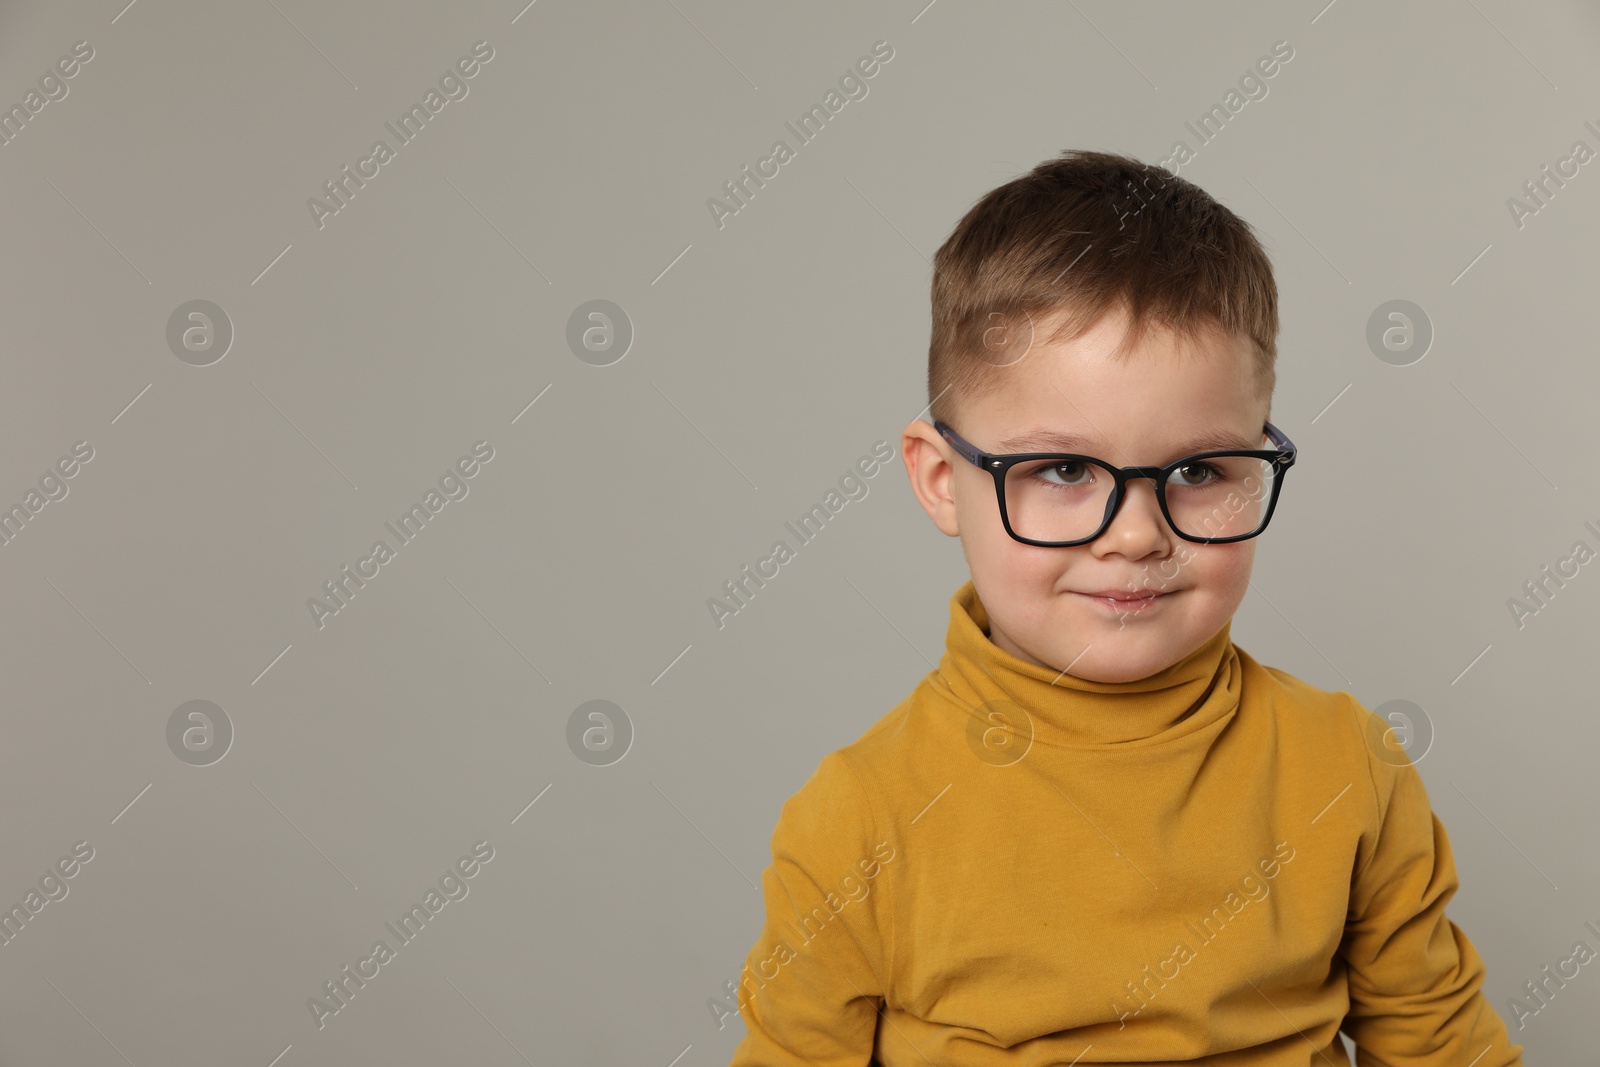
[726,749,895,1067]
[1337,702,1525,1066]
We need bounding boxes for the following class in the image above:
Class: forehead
[962,309,1266,459]
[992,425,1262,455]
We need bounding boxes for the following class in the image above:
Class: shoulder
[1236,646,1392,794]
[1237,645,1415,824]
[775,692,923,845]
[1238,644,1373,743]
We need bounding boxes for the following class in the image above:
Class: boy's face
[902,304,1270,683]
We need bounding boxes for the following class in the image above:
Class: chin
[1062,652,1175,684]
[1055,608,1209,683]
[996,621,1176,682]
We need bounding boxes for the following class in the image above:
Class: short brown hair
[927,149,1278,427]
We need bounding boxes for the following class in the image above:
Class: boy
[725,149,1525,1065]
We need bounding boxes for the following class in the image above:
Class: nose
[1092,476,1172,556]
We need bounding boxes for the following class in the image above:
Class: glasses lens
[1002,457,1119,543]
[1002,453,1282,543]
[1162,454,1280,540]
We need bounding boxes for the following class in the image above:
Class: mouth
[1072,588,1176,611]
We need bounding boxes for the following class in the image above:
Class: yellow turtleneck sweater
[727,580,1525,1066]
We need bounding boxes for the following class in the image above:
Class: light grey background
[0,0,1595,1063]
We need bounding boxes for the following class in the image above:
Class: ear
[901,419,960,537]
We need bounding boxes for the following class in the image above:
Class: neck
[930,580,1242,749]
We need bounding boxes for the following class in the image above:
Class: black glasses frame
[933,419,1298,546]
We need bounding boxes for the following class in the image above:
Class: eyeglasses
[933,419,1297,546]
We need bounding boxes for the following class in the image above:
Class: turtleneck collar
[930,579,1242,750]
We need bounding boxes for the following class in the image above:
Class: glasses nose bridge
[1104,463,1170,531]
[1117,464,1170,493]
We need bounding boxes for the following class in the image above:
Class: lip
[1072,588,1176,611]
[1076,589,1163,601]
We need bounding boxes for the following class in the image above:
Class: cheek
[1194,542,1255,597]
[954,473,1010,550]
[958,485,1064,583]
[951,469,991,522]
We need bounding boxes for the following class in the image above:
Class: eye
[1169,461,1221,488]
[1032,460,1095,487]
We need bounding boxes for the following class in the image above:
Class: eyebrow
[994,427,1260,455]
